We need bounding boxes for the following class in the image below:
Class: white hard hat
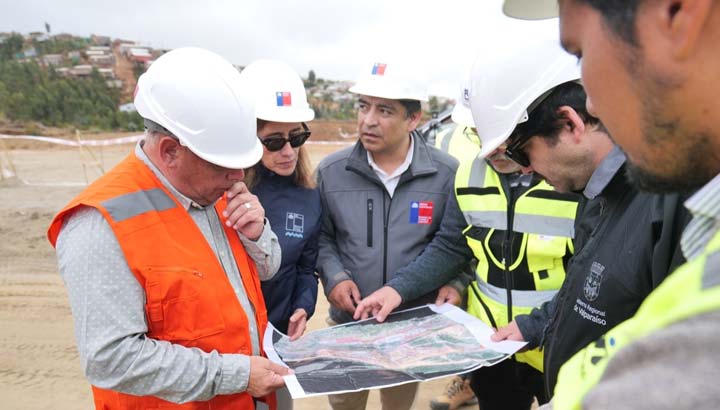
[349,60,428,101]
[134,47,261,169]
[239,59,315,123]
[469,25,580,158]
[503,0,558,20]
[450,72,476,128]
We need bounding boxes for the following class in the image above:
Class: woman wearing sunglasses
[239,60,321,409]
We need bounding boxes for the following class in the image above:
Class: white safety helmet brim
[503,0,559,20]
[348,85,428,102]
[135,47,261,170]
[450,71,476,128]
[451,103,475,128]
[256,106,315,123]
[239,59,316,124]
[192,141,263,170]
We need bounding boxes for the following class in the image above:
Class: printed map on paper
[263,304,526,398]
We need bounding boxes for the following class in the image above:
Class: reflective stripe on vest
[458,156,507,230]
[437,127,453,153]
[467,282,546,371]
[553,231,720,409]
[475,276,559,308]
[101,188,176,222]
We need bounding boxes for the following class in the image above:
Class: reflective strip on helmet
[475,276,558,308]
[101,188,177,222]
[513,213,575,238]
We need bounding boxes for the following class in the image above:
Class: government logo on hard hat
[371,63,387,76]
[584,261,605,302]
[276,91,292,106]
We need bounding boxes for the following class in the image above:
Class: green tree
[0,58,141,131]
[0,33,24,61]
[305,69,316,87]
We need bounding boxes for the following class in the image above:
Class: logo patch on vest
[285,212,304,238]
[584,261,605,301]
[409,201,433,225]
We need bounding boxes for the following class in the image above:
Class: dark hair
[398,99,422,119]
[245,119,316,190]
[510,81,602,146]
[574,0,642,45]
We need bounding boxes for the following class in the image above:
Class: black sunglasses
[504,135,532,168]
[259,122,311,152]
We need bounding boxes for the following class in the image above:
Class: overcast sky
[0,0,558,98]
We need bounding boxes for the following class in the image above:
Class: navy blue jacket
[253,165,321,334]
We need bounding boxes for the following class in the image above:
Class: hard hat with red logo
[134,47,261,169]
[349,60,428,101]
[238,59,315,123]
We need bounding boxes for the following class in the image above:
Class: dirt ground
[0,127,468,410]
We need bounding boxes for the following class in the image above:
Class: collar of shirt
[135,141,206,211]
[583,145,626,200]
[366,136,414,195]
[684,172,720,221]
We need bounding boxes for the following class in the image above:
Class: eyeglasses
[258,123,311,152]
[504,135,532,168]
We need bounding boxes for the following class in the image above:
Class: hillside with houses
[0,30,451,133]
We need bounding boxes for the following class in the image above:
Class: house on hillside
[85,50,106,57]
[53,33,75,41]
[326,81,353,92]
[98,68,115,79]
[151,49,169,59]
[42,54,64,66]
[106,79,123,88]
[67,50,81,65]
[129,48,152,63]
[54,67,70,76]
[91,35,111,46]
[89,54,115,67]
[88,46,111,53]
[70,64,93,77]
[27,32,48,41]
[113,38,134,46]
[23,48,37,58]
[118,43,136,55]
